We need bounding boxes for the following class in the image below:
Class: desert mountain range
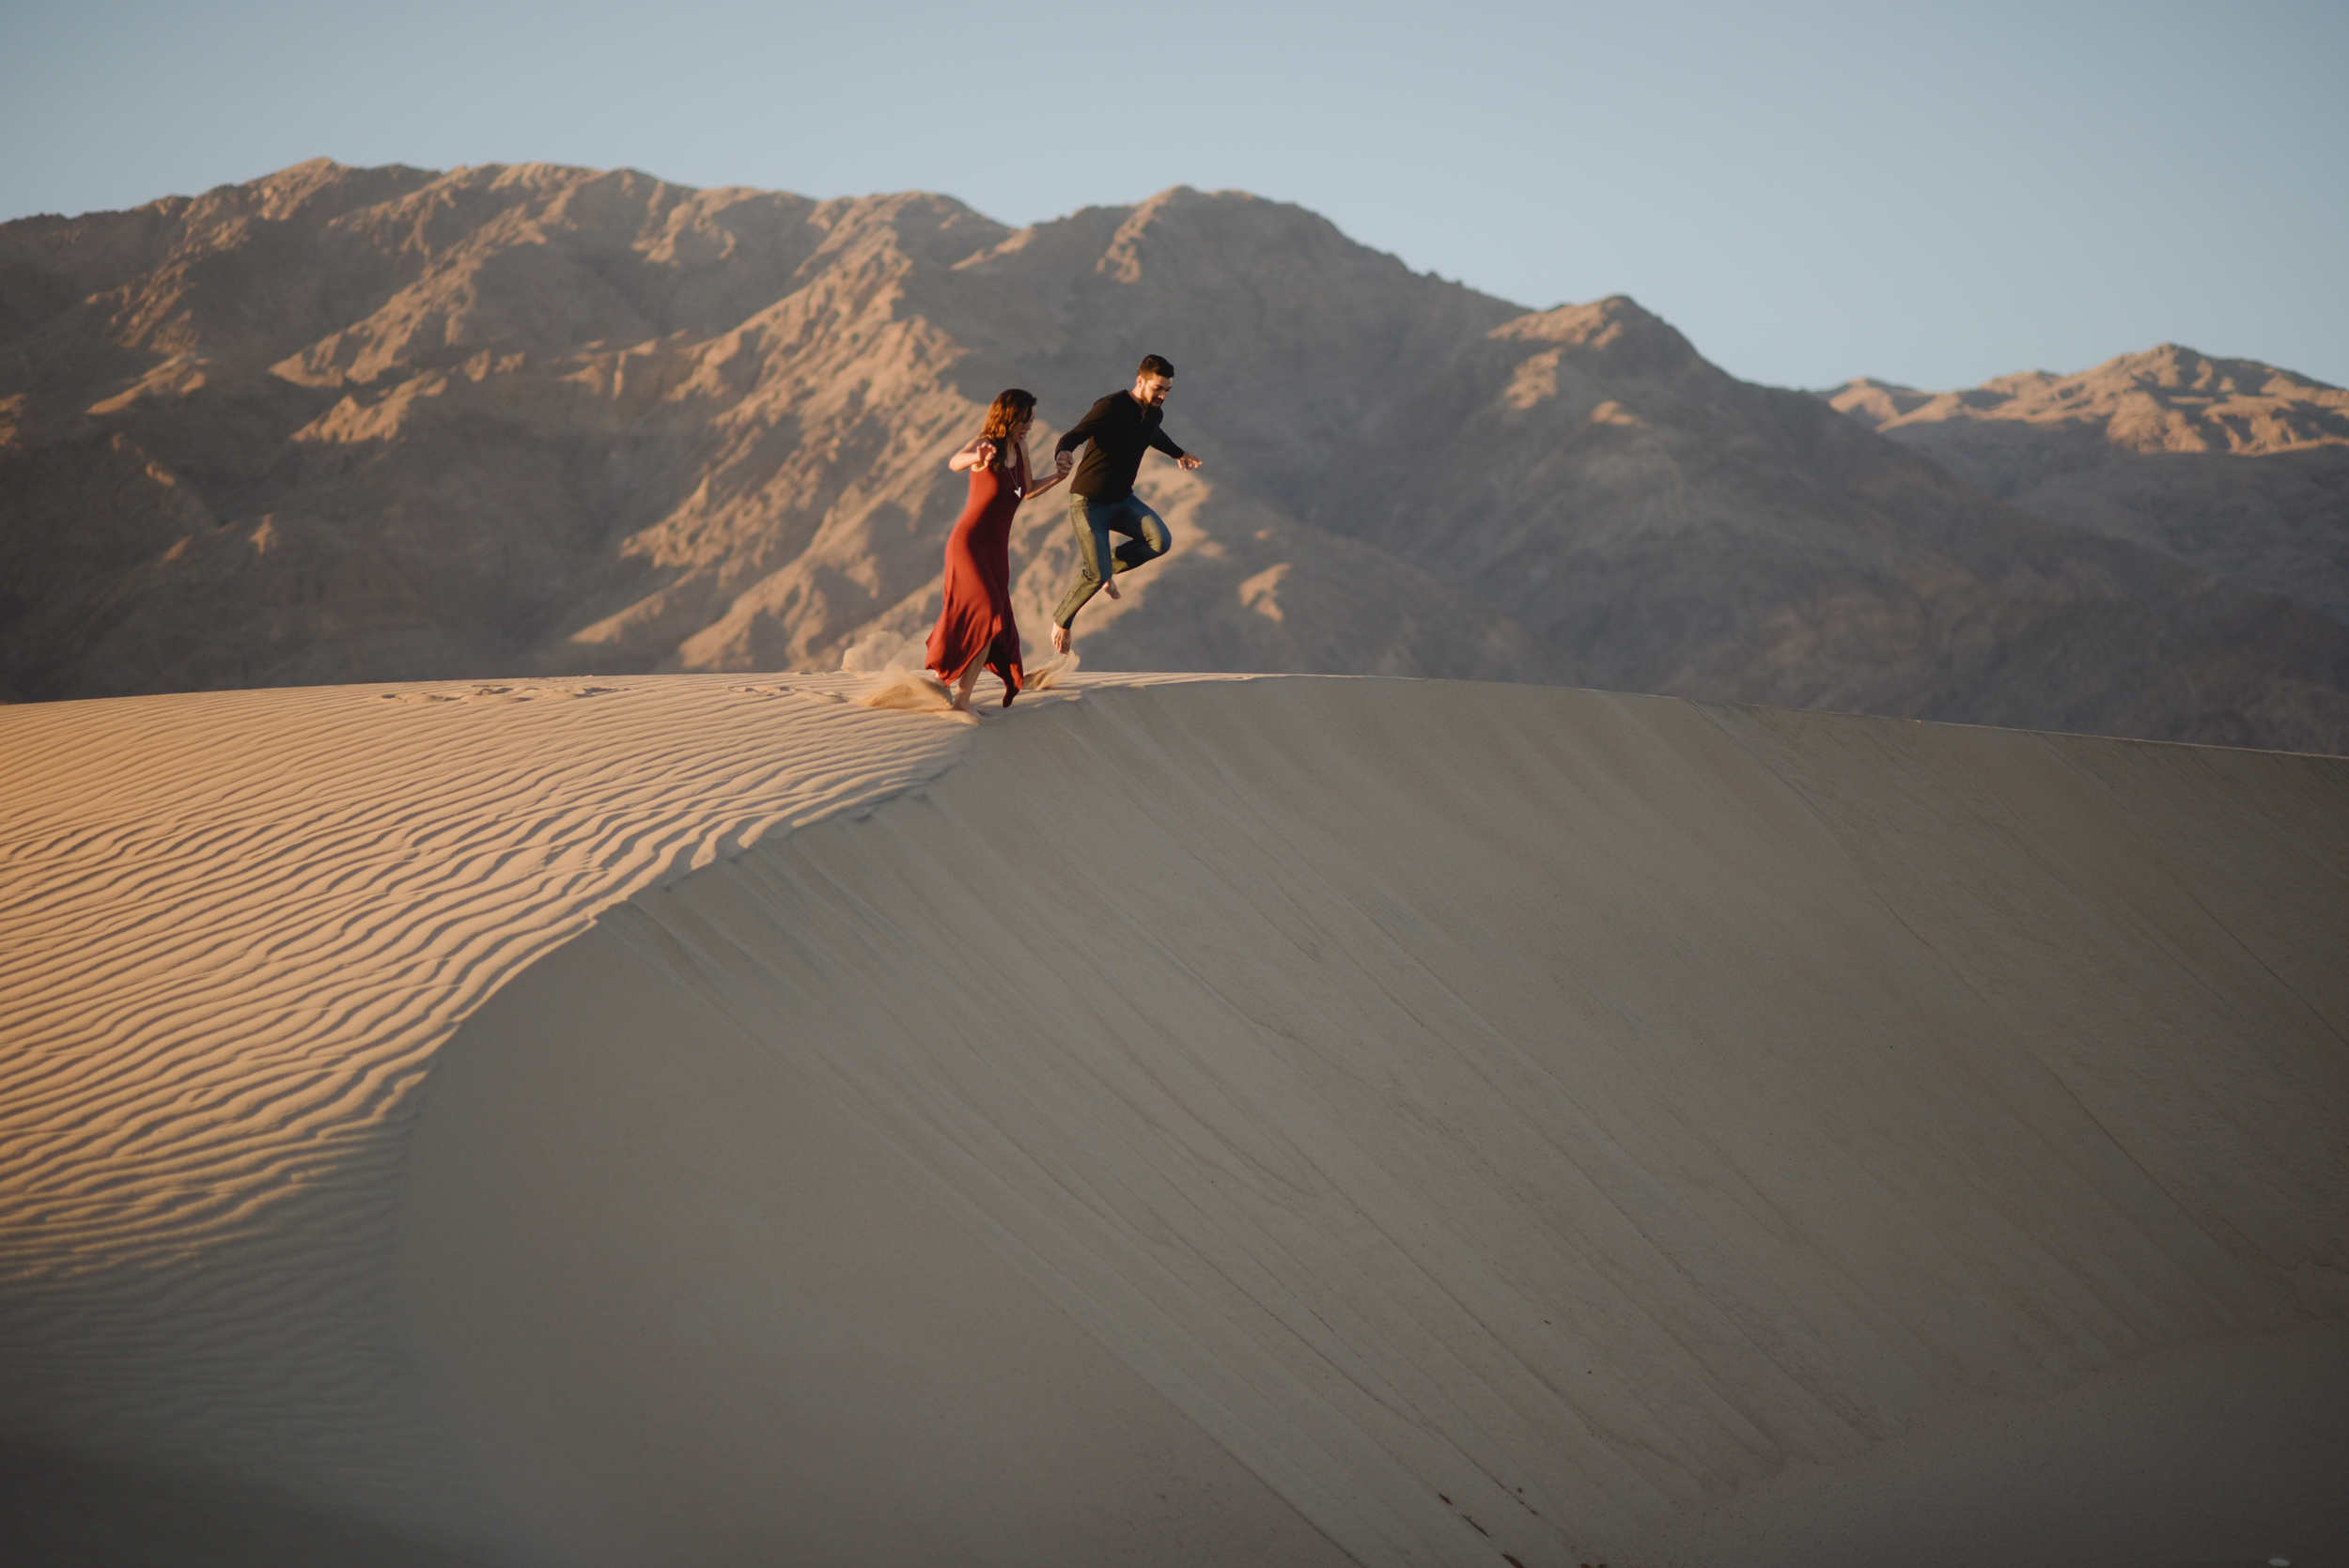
[1826,349,2349,626]
[5,159,2347,752]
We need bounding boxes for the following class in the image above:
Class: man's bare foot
[1050,623,1072,655]
[1102,576,1121,600]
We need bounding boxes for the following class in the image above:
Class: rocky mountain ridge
[1824,348,2349,624]
[6,159,2347,753]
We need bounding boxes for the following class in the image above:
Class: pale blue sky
[7,0,2344,390]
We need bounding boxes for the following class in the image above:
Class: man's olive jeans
[1053,489,1171,628]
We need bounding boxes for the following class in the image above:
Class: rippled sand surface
[6,674,2344,1565]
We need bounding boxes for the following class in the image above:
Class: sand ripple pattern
[0,674,972,1280]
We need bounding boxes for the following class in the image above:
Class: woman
[926,389,1061,709]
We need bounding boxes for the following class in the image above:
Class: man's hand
[1055,450,1075,477]
[1177,451,1203,472]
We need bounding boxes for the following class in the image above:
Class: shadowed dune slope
[399,677,2349,1568]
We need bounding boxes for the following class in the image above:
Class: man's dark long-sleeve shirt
[1055,392,1186,501]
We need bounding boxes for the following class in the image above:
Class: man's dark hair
[1137,354,1175,380]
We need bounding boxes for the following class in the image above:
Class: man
[1047,354,1203,654]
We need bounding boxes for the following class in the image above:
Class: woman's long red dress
[926,445,1028,705]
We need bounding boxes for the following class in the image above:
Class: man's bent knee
[1123,497,1172,559]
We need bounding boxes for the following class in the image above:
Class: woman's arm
[1023,444,1065,497]
[947,436,996,473]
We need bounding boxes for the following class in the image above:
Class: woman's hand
[947,437,997,473]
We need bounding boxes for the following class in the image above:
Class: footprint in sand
[376,683,628,705]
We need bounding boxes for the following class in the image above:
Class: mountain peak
[1489,295,1697,375]
[2090,341,2344,401]
[1828,343,2349,456]
[1091,185,1402,287]
[1822,377,1937,430]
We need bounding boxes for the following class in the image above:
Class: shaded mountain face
[1825,349,2349,625]
[5,160,2347,753]
[1309,303,2349,749]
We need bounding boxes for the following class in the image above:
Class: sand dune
[6,672,2346,1563]
[0,675,972,1274]
[0,673,976,1551]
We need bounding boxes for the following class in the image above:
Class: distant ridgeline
[1823,352,2349,629]
[4,158,2346,752]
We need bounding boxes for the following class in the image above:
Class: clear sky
[8,0,2344,391]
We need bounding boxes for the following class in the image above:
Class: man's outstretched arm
[1150,426,1204,471]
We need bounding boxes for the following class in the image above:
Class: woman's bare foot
[1102,575,1121,600]
[926,667,970,709]
[1050,623,1072,655]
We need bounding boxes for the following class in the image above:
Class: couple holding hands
[924,354,1201,710]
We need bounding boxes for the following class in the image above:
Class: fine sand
[0,673,978,1560]
[5,672,2346,1565]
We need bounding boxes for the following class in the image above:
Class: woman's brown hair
[978,388,1036,469]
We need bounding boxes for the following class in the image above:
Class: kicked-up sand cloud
[2,670,2345,1565]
